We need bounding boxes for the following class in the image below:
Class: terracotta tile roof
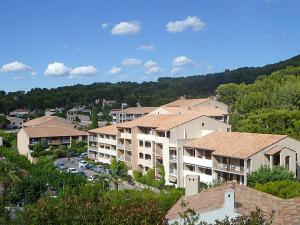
[163,98,209,108]
[23,116,73,128]
[23,126,88,138]
[117,114,204,131]
[166,183,234,220]
[189,106,228,116]
[264,145,285,156]
[89,124,118,135]
[167,183,300,224]
[150,106,228,117]
[119,107,158,114]
[184,132,287,159]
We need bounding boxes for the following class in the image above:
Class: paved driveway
[54,157,141,190]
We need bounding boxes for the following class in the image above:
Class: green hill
[1,54,300,113]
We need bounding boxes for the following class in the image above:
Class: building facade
[88,112,231,185]
[182,131,300,186]
[17,116,88,162]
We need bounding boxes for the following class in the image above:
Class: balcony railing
[169,155,177,162]
[117,156,125,161]
[215,164,244,174]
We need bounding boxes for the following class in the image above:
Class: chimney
[223,189,235,211]
[185,175,200,196]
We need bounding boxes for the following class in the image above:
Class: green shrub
[255,180,300,199]
[247,166,295,187]
[54,149,67,159]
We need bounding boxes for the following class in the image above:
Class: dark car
[56,163,66,170]
[84,163,93,170]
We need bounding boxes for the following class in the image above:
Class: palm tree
[0,160,22,204]
[110,159,128,191]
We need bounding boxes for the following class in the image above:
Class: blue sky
[0,0,300,92]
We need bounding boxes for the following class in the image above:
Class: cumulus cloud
[108,66,122,74]
[111,21,141,35]
[173,56,194,67]
[144,60,162,74]
[122,57,142,66]
[44,62,71,77]
[70,66,97,77]
[1,61,31,73]
[138,44,155,51]
[44,62,97,78]
[166,16,206,33]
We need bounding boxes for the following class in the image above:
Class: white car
[79,160,87,168]
[67,168,78,174]
[87,175,99,182]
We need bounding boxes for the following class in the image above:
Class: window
[202,123,204,127]
[139,141,143,147]
[285,156,290,170]
[139,153,143,159]
[145,141,151,148]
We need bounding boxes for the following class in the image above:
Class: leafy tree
[109,159,128,191]
[0,160,23,206]
[255,180,300,199]
[91,107,99,129]
[247,166,295,187]
[0,115,9,129]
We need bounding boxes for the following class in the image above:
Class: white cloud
[12,76,22,80]
[108,66,122,74]
[111,21,141,35]
[44,62,71,77]
[171,67,182,74]
[173,56,193,67]
[1,61,31,73]
[138,44,155,51]
[70,66,97,77]
[166,16,206,33]
[101,23,108,29]
[144,60,162,74]
[122,57,142,66]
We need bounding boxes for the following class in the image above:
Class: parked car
[84,163,93,170]
[80,152,88,159]
[93,165,105,173]
[66,168,78,174]
[56,163,66,170]
[105,168,112,174]
[79,160,87,168]
[87,175,99,182]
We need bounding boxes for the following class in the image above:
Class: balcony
[137,133,155,142]
[214,164,244,175]
[169,168,177,176]
[89,146,98,152]
[117,156,125,161]
[183,155,212,168]
[169,155,177,162]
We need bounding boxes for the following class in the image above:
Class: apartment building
[163,97,229,113]
[150,106,229,124]
[118,106,158,123]
[88,125,118,164]
[18,116,88,161]
[113,113,230,184]
[182,131,300,186]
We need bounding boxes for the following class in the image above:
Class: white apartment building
[88,125,118,164]
[182,131,300,186]
[88,112,231,185]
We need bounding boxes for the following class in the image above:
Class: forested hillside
[217,66,300,140]
[1,55,300,113]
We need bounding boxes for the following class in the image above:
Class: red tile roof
[167,183,300,225]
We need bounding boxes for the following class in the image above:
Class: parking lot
[54,157,140,190]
